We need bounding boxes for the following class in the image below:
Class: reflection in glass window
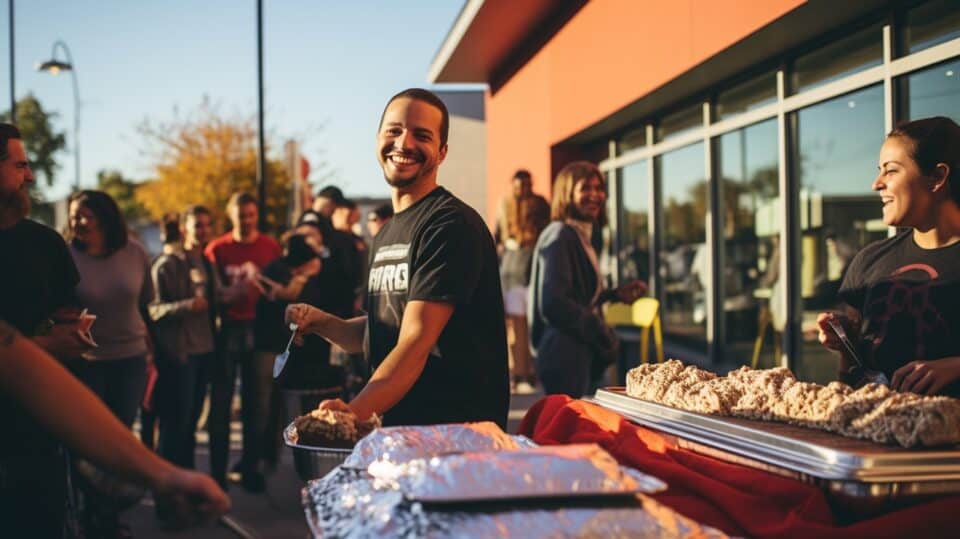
[656,104,703,142]
[715,71,777,121]
[618,126,647,155]
[792,84,887,383]
[618,162,650,283]
[657,143,707,349]
[791,24,882,94]
[899,58,960,123]
[902,0,960,55]
[716,120,780,368]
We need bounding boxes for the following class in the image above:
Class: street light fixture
[36,40,81,191]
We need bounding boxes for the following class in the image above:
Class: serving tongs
[825,317,889,387]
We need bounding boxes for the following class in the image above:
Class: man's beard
[382,161,436,190]
[383,173,418,189]
[0,187,30,223]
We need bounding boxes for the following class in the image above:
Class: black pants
[156,352,213,468]
[208,322,270,485]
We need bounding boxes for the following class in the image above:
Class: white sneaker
[515,381,535,394]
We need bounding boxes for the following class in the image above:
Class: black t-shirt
[365,187,509,429]
[254,259,343,390]
[839,231,960,393]
[0,218,80,457]
[0,219,79,334]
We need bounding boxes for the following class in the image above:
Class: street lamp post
[37,40,81,191]
[8,0,14,122]
[256,0,267,227]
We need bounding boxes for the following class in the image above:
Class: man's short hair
[336,198,357,210]
[0,123,22,161]
[513,169,532,182]
[379,88,449,147]
[181,204,212,223]
[316,185,345,203]
[227,192,257,210]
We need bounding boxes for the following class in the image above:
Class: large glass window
[791,85,887,383]
[791,24,883,93]
[715,71,778,121]
[657,143,707,349]
[715,119,780,367]
[617,162,651,283]
[901,0,960,55]
[618,126,647,155]
[656,104,703,142]
[898,58,960,123]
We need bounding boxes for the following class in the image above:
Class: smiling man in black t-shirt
[286,89,509,429]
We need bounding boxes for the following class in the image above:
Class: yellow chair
[750,305,781,369]
[605,298,664,365]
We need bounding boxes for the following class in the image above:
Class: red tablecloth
[518,395,960,538]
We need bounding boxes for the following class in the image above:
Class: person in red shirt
[204,192,280,492]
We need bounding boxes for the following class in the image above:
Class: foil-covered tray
[303,466,725,538]
[343,421,523,470]
[590,387,960,504]
[283,423,352,481]
[367,444,666,503]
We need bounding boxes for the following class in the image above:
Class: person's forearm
[0,328,174,490]
[313,315,367,354]
[148,298,194,321]
[349,336,429,420]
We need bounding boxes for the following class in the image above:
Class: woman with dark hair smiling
[818,116,960,396]
[528,161,647,397]
[67,189,155,537]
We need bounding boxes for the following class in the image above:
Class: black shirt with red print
[839,230,960,395]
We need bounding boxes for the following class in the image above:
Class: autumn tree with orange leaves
[135,101,292,232]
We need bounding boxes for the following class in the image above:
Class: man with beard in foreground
[0,122,96,535]
[286,89,509,429]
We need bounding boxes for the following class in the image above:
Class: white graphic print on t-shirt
[369,243,410,295]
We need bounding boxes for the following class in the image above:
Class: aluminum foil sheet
[304,467,722,538]
[343,421,523,470]
[367,444,666,502]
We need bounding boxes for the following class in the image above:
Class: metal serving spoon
[825,316,889,387]
[273,323,299,379]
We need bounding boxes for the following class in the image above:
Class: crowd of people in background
[5,82,958,538]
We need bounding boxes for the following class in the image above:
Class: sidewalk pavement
[123,387,545,538]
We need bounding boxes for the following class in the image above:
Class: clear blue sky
[2,0,479,201]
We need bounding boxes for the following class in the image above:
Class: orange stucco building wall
[484,0,806,226]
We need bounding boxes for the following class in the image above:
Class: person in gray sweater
[528,161,647,397]
[67,190,155,537]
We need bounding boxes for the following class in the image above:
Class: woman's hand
[891,357,960,395]
[816,311,860,353]
[614,280,648,304]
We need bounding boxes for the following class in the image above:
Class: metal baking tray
[283,423,352,482]
[590,388,960,500]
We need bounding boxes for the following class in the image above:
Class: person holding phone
[817,117,960,395]
[204,192,281,492]
[149,214,215,470]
